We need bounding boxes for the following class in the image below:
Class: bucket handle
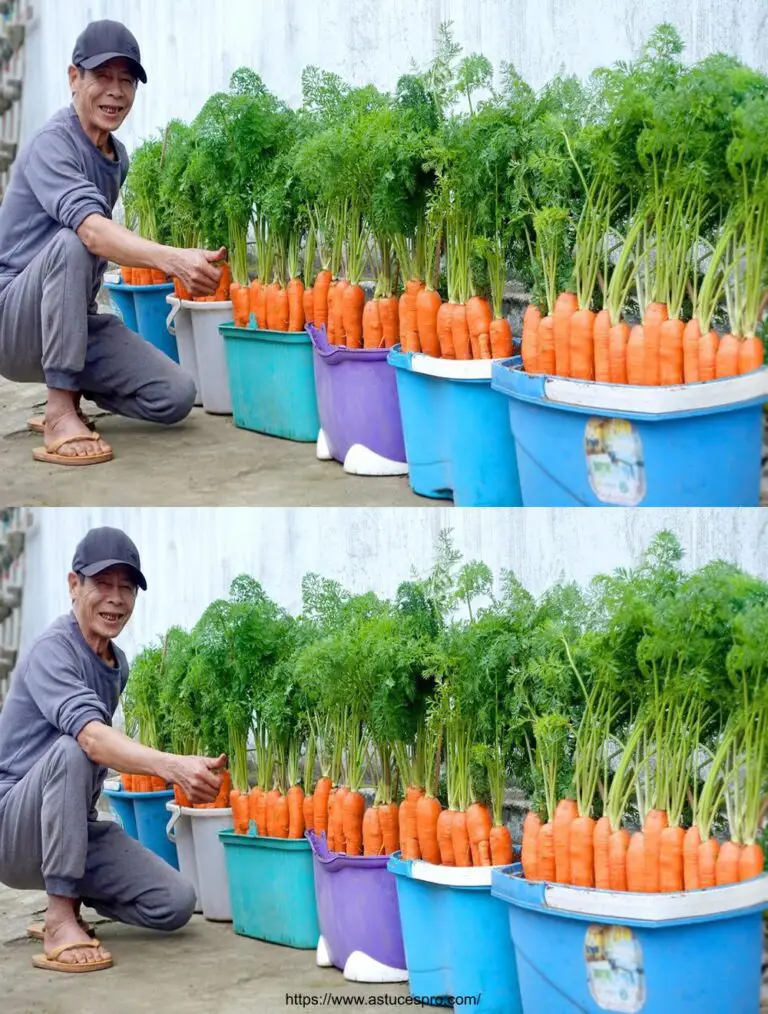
[165,807,181,842]
[165,301,181,336]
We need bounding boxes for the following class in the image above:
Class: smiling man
[0,527,227,973]
[0,20,226,466]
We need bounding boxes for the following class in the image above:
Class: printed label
[585,418,646,506]
[585,924,646,1012]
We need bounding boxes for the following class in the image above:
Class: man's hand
[166,752,227,805]
[166,246,227,298]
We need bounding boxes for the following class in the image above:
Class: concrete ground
[0,376,437,508]
[0,882,410,1014]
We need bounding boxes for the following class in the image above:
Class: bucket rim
[388,345,518,381]
[180,806,233,817]
[219,323,311,344]
[104,281,174,293]
[218,830,312,850]
[306,829,392,870]
[103,787,174,800]
[388,851,520,887]
[181,299,233,311]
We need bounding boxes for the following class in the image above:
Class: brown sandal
[31,938,113,973]
[32,432,113,466]
[26,920,95,942]
[27,413,96,435]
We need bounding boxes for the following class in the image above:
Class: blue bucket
[388,853,523,1012]
[388,347,522,506]
[102,786,138,839]
[491,867,768,1014]
[133,284,179,362]
[132,790,178,868]
[491,361,768,506]
[219,324,320,441]
[103,282,138,332]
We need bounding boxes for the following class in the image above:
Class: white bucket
[166,296,202,406]
[185,806,234,921]
[165,803,202,912]
[183,300,233,414]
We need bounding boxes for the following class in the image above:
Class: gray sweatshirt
[0,612,128,809]
[0,104,129,295]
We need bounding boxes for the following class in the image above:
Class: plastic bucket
[103,281,138,332]
[132,790,178,868]
[102,786,138,839]
[307,324,407,472]
[219,831,320,948]
[220,324,320,441]
[185,807,233,921]
[491,867,768,1013]
[132,284,178,362]
[307,830,406,981]
[388,853,523,1012]
[184,301,233,414]
[388,347,523,506]
[166,296,202,406]
[491,361,768,506]
[165,803,202,913]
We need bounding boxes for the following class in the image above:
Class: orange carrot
[466,802,492,867]
[416,795,443,864]
[417,288,442,357]
[715,840,743,885]
[379,295,400,348]
[593,816,612,890]
[174,783,192,808]
[287,278,305,332]
[343,790,365,855]
[379,802,400,855]
[399,786,423,859]
[570,815,596,887]
[490,318,514,360]
[230,789,250,835]
[214,262,231,300]
[332,786,349,851]
[398,293,409,349]
[716,333,740,378]
[120,772,133,792]
[405,278,423,350]
[120,266,133,285]
[643,810,668,892]
[738,843,764,881]
[362,298,384,349]
[451,303,471,360]
[265,281,279,330]
[569,308,595,381]
[343,283,365,348]
[683,319,701,383]
[490,825,514,866]
[738,335,764,374]
[265,787,280,836]
[626,832,645,891]
[303,793,314,834]
[326,788,337,849]
[213,769,231,808]
[451,810,472,867]
[698,837,720,888]
[537,822,556,881]
[658,825,685,892]
[436,302,455,358]
[521,812,541,881]
[609,322,629,384]
[626,325,645,385]
[255,282,268,330]
[303,285,315,327]
[363,805,384,856]
[593,309,611,383]
[255,789,268,836]
[698,330,719,381]
[553,798,578,883]
[273,792,289,839]
[478,332,491,359]
[334,279,350,345]
[521,305,541,374]
[659,318,684,386]
[537,315,556,374]
[313,269,332,328]
[274,285,289,332]
[249,786,262,827]
[436,809,456,865]
[313,776,332,837]
[287,784,305,839]
[466,296,492,359]
[609,828,630,891]
[643,302,668,385]
[553,292,577,376]
[230,282,250,329]
[683,826,701,891]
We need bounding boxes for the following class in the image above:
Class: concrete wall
[20,0,768,152]
[18,507,768,662]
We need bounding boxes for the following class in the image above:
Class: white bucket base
[343,950,409,983]
[316,429,334,461]
[343,444,409,476]
[316,935,334,967]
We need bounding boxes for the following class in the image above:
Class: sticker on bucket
[585,418,646,506]
[585,924,645,1012]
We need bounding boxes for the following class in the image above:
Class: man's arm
[76,720,225,804]
[76,214,226,298]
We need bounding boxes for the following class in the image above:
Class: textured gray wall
[20,0,768,152]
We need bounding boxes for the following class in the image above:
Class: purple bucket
[307,325,406,465]
[307,830,406,976]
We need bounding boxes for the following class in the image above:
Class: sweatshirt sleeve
[23,128,110,232]
[22,635,110,739]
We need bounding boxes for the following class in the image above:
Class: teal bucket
[219,324,320,441]
[102,786,138,839]
[219,831,320,948]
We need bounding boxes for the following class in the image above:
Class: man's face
[68,57,136,133]
[68,564,137,641]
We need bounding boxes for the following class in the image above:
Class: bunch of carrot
[236,277,306,332]
[120,266,168,286]
[119,773,168,792]
[170,768,232,809]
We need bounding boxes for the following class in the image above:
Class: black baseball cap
[72,527,147,591]
[72,20,147,84]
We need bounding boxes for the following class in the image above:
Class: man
[0,20,226,466]
[0,527,226,973]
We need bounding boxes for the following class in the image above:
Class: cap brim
[79,52,147,83]
[79,559,147,590]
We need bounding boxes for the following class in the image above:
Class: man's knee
[48,228,97,273]
[144,875,196,931]
[151,370,196,425]
[46,735,94,779]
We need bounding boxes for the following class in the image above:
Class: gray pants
[0,227,196,423]
[0,736,195,932]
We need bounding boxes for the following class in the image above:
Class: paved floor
[0,377,437,507]
[0,882,409,1014]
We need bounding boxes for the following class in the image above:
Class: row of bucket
[104,281,768,507]
[104,786,768,1013]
